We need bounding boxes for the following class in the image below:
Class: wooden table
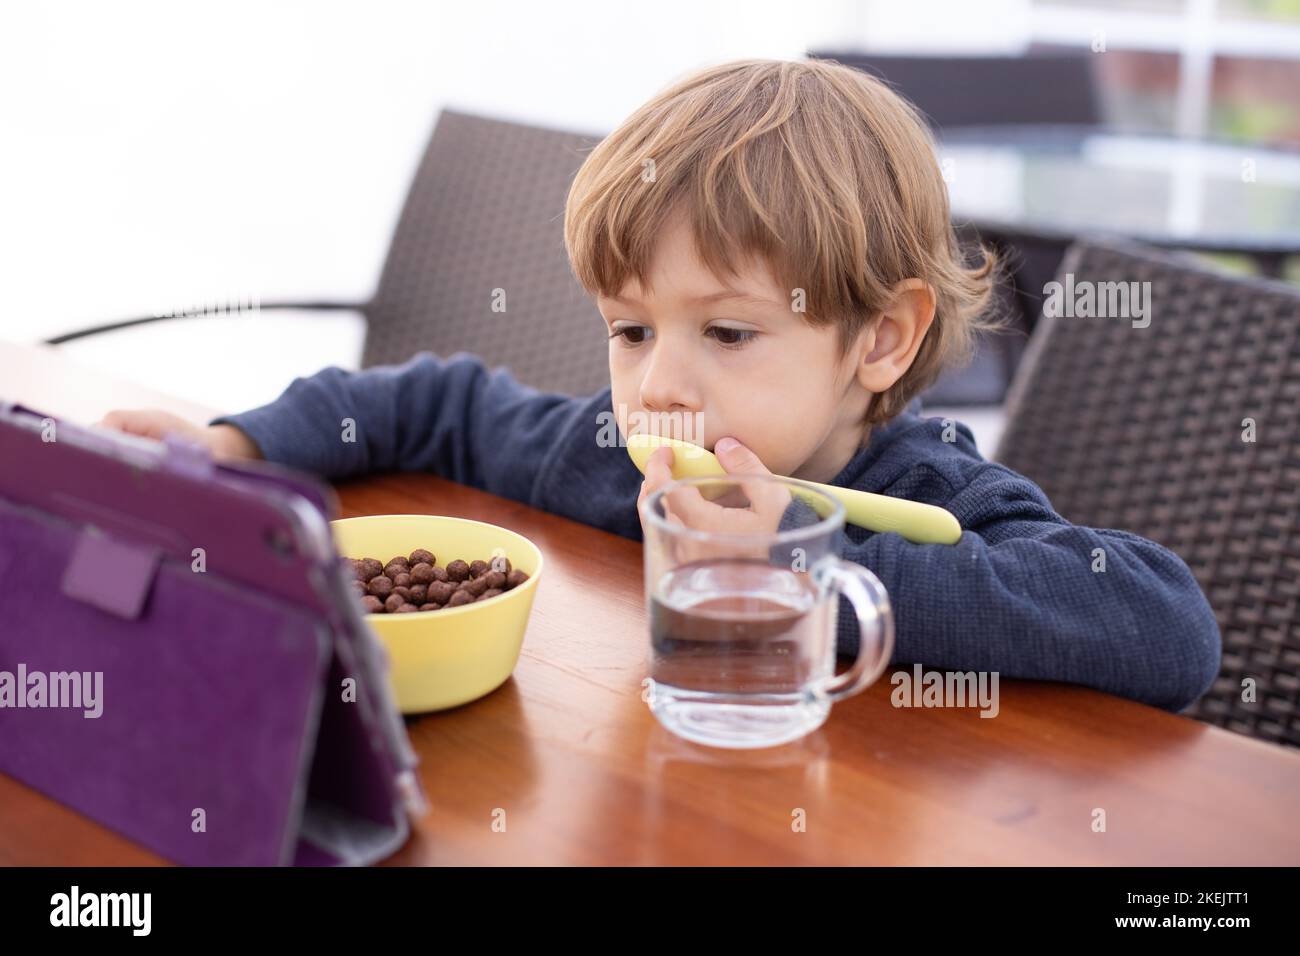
[3,338,1300,865]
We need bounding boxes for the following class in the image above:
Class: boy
[98,59,1221,712]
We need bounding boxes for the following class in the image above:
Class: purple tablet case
[0,400,425,865]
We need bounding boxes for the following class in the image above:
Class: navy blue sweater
[211,350,1222,712]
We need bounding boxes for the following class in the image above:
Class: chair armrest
[43,300,369,346]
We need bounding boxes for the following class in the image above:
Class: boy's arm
[820,465,1222,713]
[208,350,578,501]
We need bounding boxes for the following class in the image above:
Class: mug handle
[811,557,895,702]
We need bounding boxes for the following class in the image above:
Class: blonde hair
[563,57,1004,427]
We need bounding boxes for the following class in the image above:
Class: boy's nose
[638,350,701,417]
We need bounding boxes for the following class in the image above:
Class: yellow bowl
[330,514,543,714]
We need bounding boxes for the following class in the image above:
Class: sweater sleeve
[815,464,1222,713]
[207,350,579,503]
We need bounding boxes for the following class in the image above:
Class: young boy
[98,59,1221,712]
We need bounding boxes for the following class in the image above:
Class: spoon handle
[625,434,961,544]
[790,480,962,545]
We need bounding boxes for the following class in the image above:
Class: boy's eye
[607,325,756,349]
[609,325,651,345]
[707,326,756,348]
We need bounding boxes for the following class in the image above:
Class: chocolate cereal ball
[345,550,521,616]
[427,581,456,604]
[459,576,488,598]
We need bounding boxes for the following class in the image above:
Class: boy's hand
[91,409,263,461]
[637,437,792,561]
[636,445,677,538]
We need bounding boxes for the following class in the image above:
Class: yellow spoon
[627,434,962,545]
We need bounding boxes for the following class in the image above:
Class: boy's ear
[855,278,937,394]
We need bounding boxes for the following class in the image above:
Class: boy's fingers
[645,447,674,488]
[638,447,676,530]
[714,437,790,515]
[97,409,201,443]
[98,411,137,433]
[95,410,127,429]
[664,484,715,527]
[99,409,155,436]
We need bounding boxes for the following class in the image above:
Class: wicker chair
[361,110,607,393]
[46,109,611,397]
[995,238,1300,748]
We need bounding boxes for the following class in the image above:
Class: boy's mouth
[626,421,714,453]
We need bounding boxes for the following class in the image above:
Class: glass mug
[639,475,894,749]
